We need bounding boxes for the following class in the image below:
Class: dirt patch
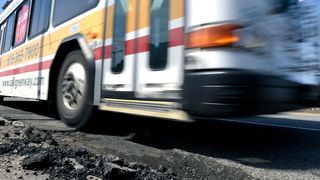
[0,125,179,180]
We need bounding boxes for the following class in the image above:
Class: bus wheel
[56,50,94,129]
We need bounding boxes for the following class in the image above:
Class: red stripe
[104,45,112,59]
[101,27,184,59]
[0,69,14,77]
[94,46,111,60]
[94,47,103,60]
[102,36,149,59]
[125,39,135,55]
[0,27,184,77]
[169,27,184,47]
[136,35,149,53]
[41,60,53,70]
[0,60,52,77]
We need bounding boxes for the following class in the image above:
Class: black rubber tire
[56,50,95,129]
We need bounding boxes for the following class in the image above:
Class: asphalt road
[1,98,320,179]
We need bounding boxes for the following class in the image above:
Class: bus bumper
[182,70,303,117]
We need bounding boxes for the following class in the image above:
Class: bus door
[135,0,185,100]
[102,0,137,96]
[102,0,184,100]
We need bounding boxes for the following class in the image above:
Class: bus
[0,0,318,129]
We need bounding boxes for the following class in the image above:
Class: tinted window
[53,0,99,27]
[29,0,51,38]
[3,14,16,53]
[0,24,5,54]
[111,0,128,74]
[0,30,2,54]
[149,0,169,70]
[14,0,30,46]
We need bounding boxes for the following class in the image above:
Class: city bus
[0,0,318,129]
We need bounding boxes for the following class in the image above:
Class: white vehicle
[0,0,317,129]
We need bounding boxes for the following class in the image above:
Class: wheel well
[48,40,81,103]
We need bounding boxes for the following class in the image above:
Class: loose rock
[21,152,51,170]
[0,118,5,126]
[12,121,25,128]
[104,162,137,180]
[128,162,147,170]
[86,175,102,180]
[110,157,125,166]
[4,133,9,138]
[65,158,84,170]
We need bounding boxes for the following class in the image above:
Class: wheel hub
[61,63,86,110]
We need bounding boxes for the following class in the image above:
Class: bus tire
[56,50,95,129]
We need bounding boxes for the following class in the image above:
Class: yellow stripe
[49,9,104,43]
[127,0,138,33]
[106,5,114,39]
[138,0,150,29]
[170,0,184,20]
[1,9,105,69]
[137,0,184,31]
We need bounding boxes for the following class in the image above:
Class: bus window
[53,0,99,27]
[0,30,2,55]
[111,0,128,74]
[14,0,30,46]
[2,13,16,53]
[0,24,6,55]
[149,0,169,70]
[29,0,51,39]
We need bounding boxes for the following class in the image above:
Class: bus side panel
[45,9,105,101]
[0,1,106,101]
[0,32,41,99]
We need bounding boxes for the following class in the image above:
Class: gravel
[0,119,5,126]
[1,99,320,180]
[0,125,180,179]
